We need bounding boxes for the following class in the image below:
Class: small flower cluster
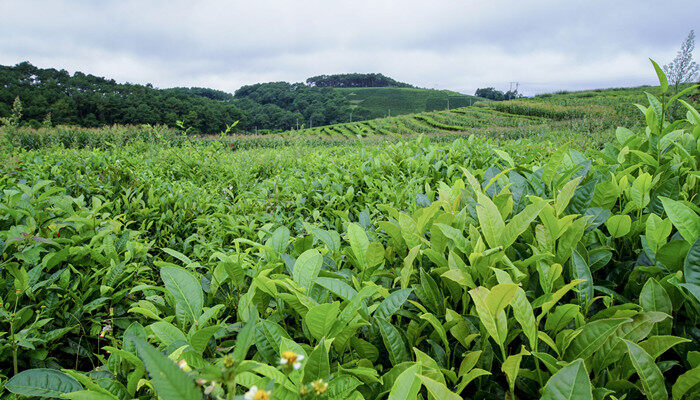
[299,379,328,397]
[279,350,303,370]
[99,325,112,338]
[196,378,218,395]
[177,359,191,372]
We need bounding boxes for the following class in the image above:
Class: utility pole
[310,117,313,128]
[508,82,519,100]
[296,118,299,130]
[388,108,391,117]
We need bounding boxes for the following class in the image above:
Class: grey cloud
[1,0,698,96]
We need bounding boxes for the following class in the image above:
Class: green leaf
[420,312,449,349]
[366,242,385,268]
[161,247,194,266]
[563,318,631,361]
[348,223,369,269]
[308,226,341,253]
[5,369,82,399]
[650,59,669,94]
[7,264,29,293]
[303,339,330,383]
[500,200,548,248]
[314,277,357,301]
[377,317,410,365]
[417,374,462,400]
[556,177,582,216]
[475,191,505,248]
[292,249,323,290]
[388,364,422,400]
[266,226,290,256]
[684,237,700,285]
[660,197,699,243]
[189,325,222,354]
[541,359,593,400]
[502,348,528,397]
[605,215,631,238]
[469,287,500,344]
[232,311,257,362]
[640,278,672,335]
[570,250,593,310]
[543,145,570,186]
[672,365,700,400]
[511,288,538,351]
[150,321,187,346]
[62,391,118,400]
[646,214,673,255]
[486,283,519,316]
[534,352,563,374]
[639,336,691,360]
[375,288,412,320]
[305,302,340,341]
[130,336,202,400]
[160,266,203,325]
[623,340,668,400]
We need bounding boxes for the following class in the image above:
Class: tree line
[0,62,244,134]
[2,62,501,134]
[306,73,413,88]
[0,63,381,133]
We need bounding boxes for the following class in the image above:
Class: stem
[11,293,19,375]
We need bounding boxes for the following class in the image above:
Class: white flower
[244,385,271,400]
[244,386,258,400]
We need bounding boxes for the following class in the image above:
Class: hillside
[277,84,698,145]
[337,87,483,119]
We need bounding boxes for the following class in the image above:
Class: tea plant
[1,61,699,399]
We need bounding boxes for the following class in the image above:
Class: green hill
[278,84,698,145]
[336,87,482,119]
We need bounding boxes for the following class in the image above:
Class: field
[336,87,483,119]
[1,67,699,400]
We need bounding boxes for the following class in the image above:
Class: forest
[0,64,434,134]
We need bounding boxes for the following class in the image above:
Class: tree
[663,30,699,91]
[475,87,505,101]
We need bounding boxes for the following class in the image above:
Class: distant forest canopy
[0,62,244,134]
[1,62,486,133]
[306,73,413,88]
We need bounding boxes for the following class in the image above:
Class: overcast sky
[1,1,698,96]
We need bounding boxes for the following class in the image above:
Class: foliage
[306,73,413,88]
[0,62,244,134]
[475,87,521,101]
[0,61,699,400]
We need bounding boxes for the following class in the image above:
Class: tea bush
[1,62,699,399]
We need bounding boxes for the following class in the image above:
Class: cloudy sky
[1,1,698,96]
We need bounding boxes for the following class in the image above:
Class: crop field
[277,84,693,146]
[336,87,483,118]
[0,66,699,400]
